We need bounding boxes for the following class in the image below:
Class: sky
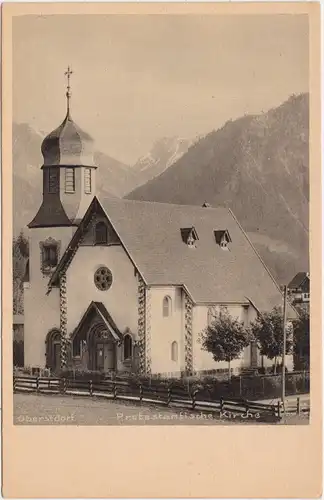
[13,14,309,165]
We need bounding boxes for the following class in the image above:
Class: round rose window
[94,267,113,291]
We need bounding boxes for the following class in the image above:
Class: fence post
[60,377,67,395]
[113,381,117,400]
[220,397,224,414]
[13,376,16,392]
[191,389,197,410]
[262,377,265,398]
[167,386,172,406]
[239,376,242,397]
[297,397,300,415]
[89,380,93,397]
[277,401,282,419]
[36,377,40,393]
[139,384,143,403]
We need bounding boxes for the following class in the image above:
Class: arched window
[171,341,178,362]
[95,222,108,245]
[162,296,172,317]
[124,334,133,360]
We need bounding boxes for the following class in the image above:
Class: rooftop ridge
[105,196,228,212]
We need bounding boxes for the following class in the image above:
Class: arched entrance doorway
[88,323,117,372]
[45,329,61,372]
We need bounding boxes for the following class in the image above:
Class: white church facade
[23,78,295,376]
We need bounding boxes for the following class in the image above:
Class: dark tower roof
[41,65,95,168]
[41,111,95,167]
[28,66,97,229]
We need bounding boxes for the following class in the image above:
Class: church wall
[148,286,184,376]
[192,304,247,372]
[65,245,138,339]
[192,304,294,373]
[24,227,73,368]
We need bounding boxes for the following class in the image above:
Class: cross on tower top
[64,66,73,115]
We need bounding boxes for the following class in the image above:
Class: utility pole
[281,285,288,414]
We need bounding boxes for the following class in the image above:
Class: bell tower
[24,67,98,370]
[28,66,97,229]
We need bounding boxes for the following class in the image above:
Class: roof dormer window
[214,230,231,250]
[180,227,199,248]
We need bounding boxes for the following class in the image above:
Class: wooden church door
[95,342,115,371]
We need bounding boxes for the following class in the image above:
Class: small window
[73,338,83,357]
[207,307,217,326]
[180,227,199,248]
[94,266,113,291]
[95,222,108,245]
[163,296,172,317]
[124,334,133,360]
[214,230,231,249]
[65,167,75,193]
[242,305,249,326]
[171,341,178,362]
[84,168,92,194]
[48,168,59,193]
[43,245,58,268]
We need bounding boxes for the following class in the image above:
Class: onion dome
[41,111,95,167]
[41,66,95,167]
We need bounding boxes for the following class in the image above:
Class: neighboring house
[288,272,310,307]
[23,87,296,377]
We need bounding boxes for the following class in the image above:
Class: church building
[23,71,295,376]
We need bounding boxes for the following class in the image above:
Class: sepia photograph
[10,11,312,427]
[2,3,322,498]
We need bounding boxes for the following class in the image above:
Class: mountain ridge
[126,93,309,283]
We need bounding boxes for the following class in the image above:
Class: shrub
[59,369,105,382]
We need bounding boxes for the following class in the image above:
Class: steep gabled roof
[70,301,123,343]
[288,272,309,290]
[49,197,294,316]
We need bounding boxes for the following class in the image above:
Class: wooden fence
[12,375,296,422]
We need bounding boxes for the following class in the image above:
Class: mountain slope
[12,123,135,233]
[132,136,193,186]
[126,94,309,283]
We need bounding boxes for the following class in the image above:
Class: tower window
[40,238,60,275]
[44,245,58,267]
[163,296,172,317]
[48,168,59,193]
[65,167,75,193]
[124,334,133,360]
[95,222,108,245]
[84,168,92,194]
[171,341,178,362]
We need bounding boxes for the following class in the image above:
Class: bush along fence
[13,374,309,422]
[14,368,310,401]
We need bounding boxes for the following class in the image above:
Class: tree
[199,307,251,379]
[12,231,29,314]
[250,306,293,374]
[292,307,310,370]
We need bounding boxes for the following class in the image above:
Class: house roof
[288,272,309,290]
[50,197,295,316]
